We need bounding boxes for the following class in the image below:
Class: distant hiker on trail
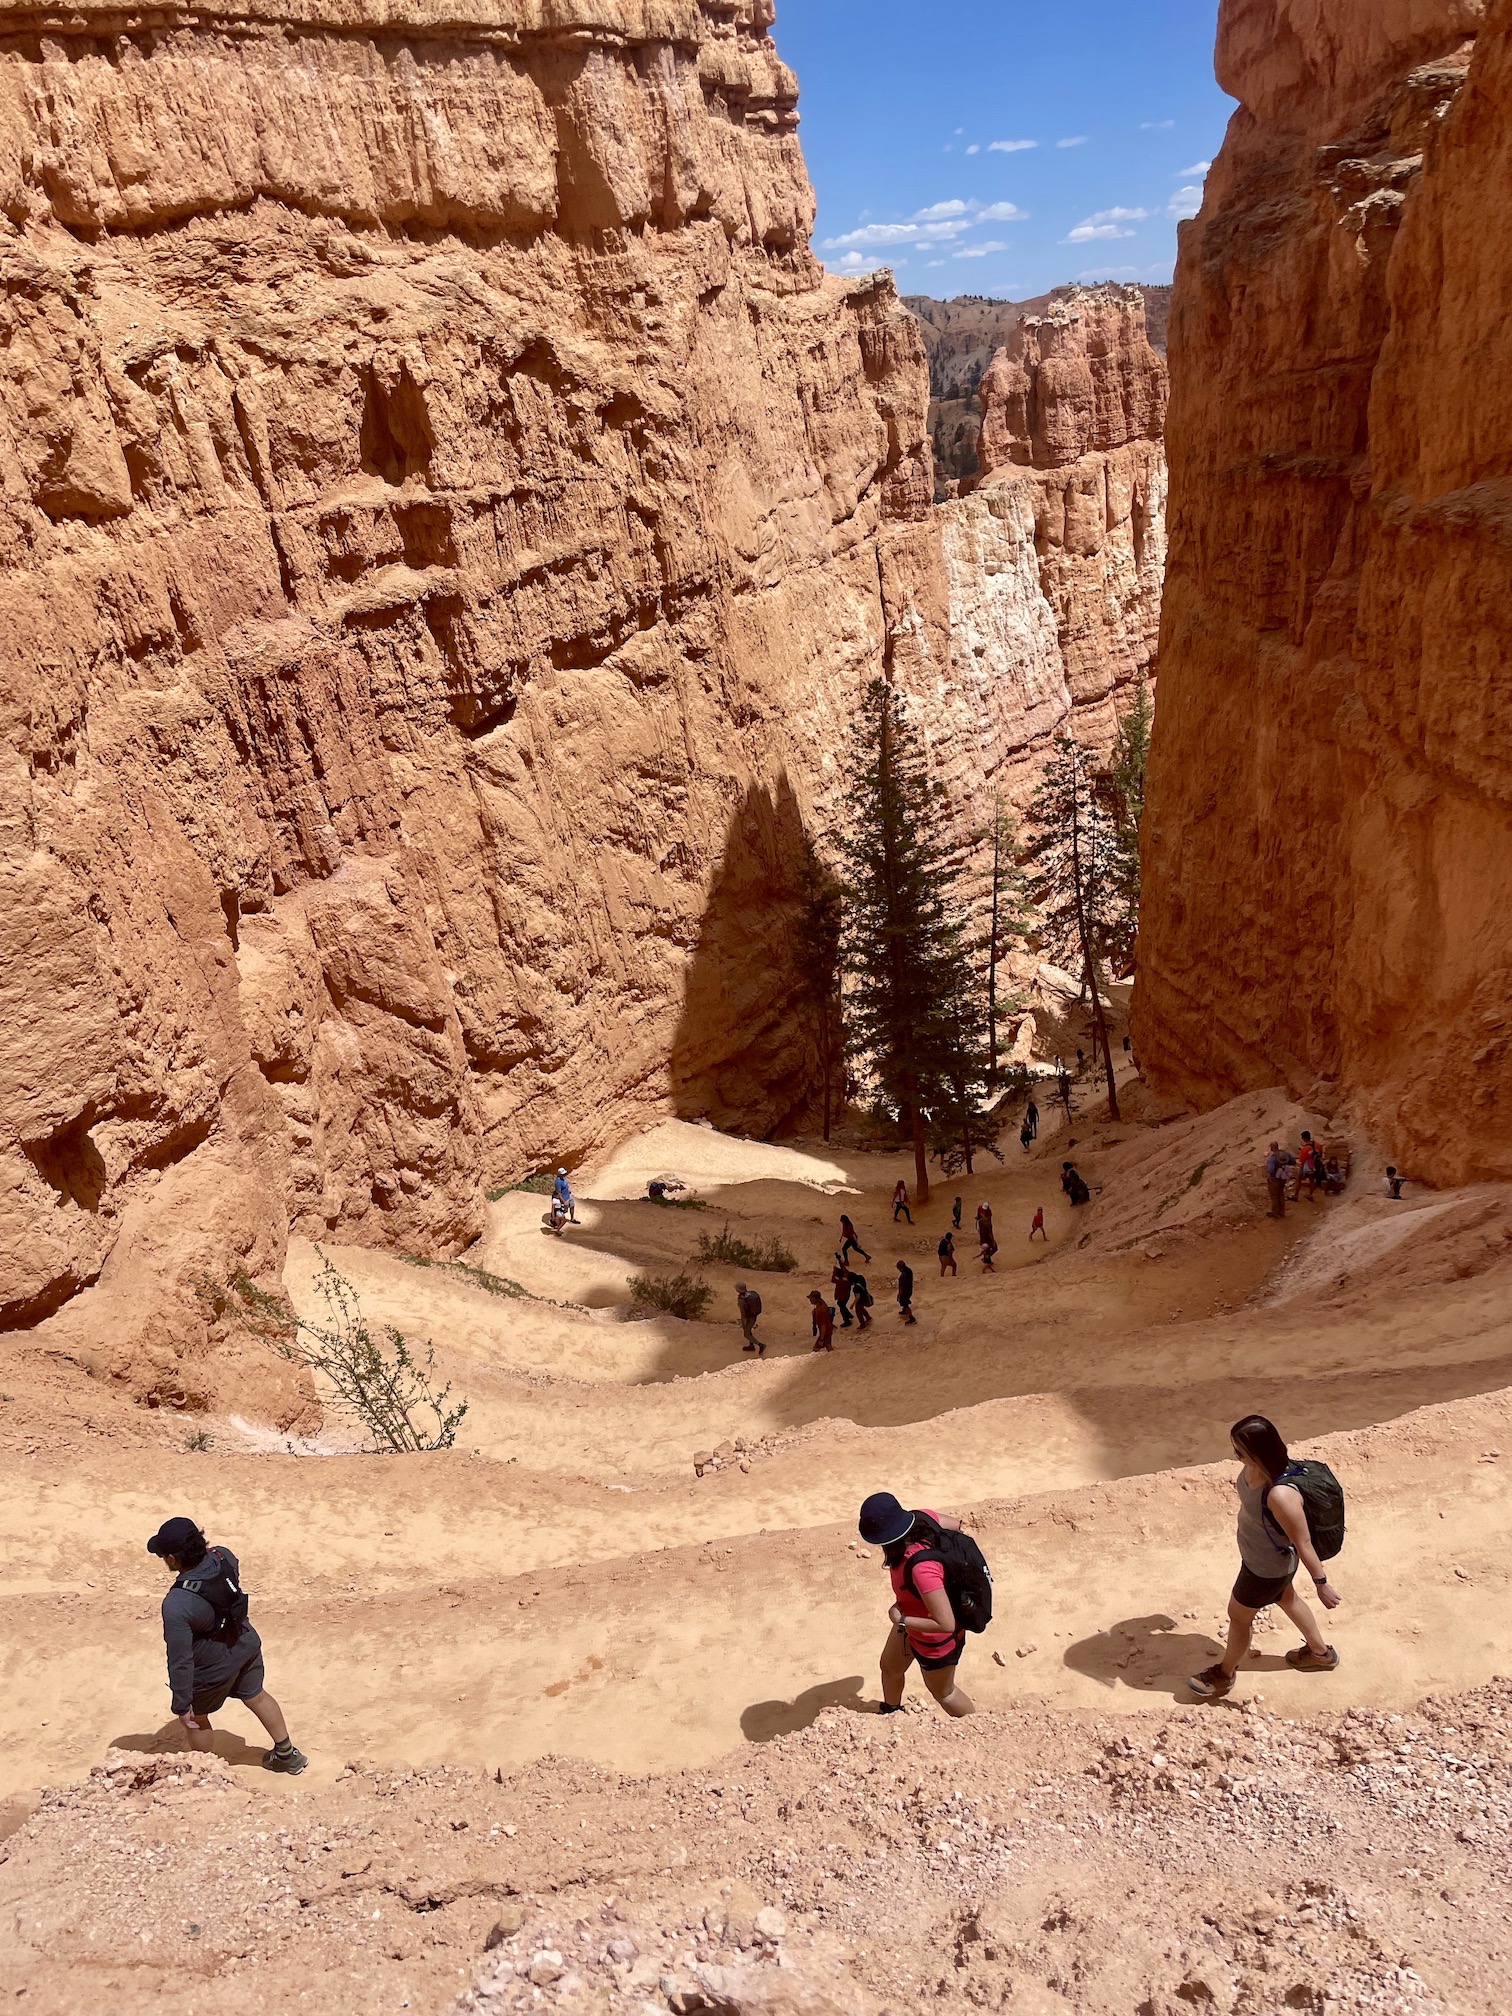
[975,1201,994,1245]
[546,1194,570,1235]
[1020,1117,1034,1155]
[1061,1161,1090,1207]
[895,1259,917,1325]
[831,1256,855,1328]
[1025,1097,1039,1140]
[1264,1141,1295,1220]
[1187,1414,1343,1702]
[1385,1165,1406,1200]
[859,1494,980,1720]
[553,1167,577,1221]
[1292,1131,1324,1204]
[1076,1047,1087,1076]
[839,1214,871,1263]
[938,1230,958,1277]
[808,1290,836,1352]
[892,1180,913,1225]
[148,1517,306,1775]
[975,1202,997,1271]
[736,1282,764,1357]
[1030,1206,1047,1242]
[849,1269,875,1331]
[952,1197,963,1231]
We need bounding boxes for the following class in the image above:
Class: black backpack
[1264,1461,1346,1561]
[180,1549,250,1646]
[903,1524,994,1634]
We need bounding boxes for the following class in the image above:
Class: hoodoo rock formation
[0,0,945,1394]
[929,286,1169,813]
[1135,0,1511,1183]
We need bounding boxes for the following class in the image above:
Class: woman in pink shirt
[858,1493,976,1719]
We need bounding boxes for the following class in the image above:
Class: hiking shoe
[741,1341,756,1352]
[1286,1644,1340,1673]
[1186,1664,1235,1700]
[263,1743,308,1775]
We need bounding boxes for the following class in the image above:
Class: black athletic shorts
[1232,1562,1297,1610]
[900,1626,966,1672]
[190,1652,266,1717]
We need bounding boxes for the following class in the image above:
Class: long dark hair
[882,1510,940,1569]
[175,1527,209,1570]
[1230,1415,1289,1482]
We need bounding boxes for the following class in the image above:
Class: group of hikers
[144,1413,1344,1767]
[859,1410,1345,1719]
[733,1171,1086,1358]
[1264,1131,1407,1219]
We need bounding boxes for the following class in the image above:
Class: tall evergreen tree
[983,794,1032,1091]
[1024,734,1122,1122]
[836,677,986,1203]
[792,849,845,1141]
[1105,669,1153,975]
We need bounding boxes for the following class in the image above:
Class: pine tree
[1105,669,1153,975]
[984,794,1032,1091]
[793,849,845,1141]
[1024,734,1122,1121]
[836,677,985,1203]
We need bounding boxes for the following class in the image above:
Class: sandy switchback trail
[2,1098,1512,1804]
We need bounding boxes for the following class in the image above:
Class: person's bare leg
[182,1713,217,1754]
[243,1690,291,1746]
[1219,1598,1260,1678]
[1277,1583,1328,1656]
[922,1664,975,1718]
[879,1627,911,1709]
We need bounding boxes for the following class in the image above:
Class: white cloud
[1057,136,1088,149]
[1141,119,1175,130]
[1077,265,1140,280]
[954,241,1010,259]
[1178,160,1212,176]
[1063,206,1149,243]
[926,260,947,268]
[1168,184,1204,219]
[822,198,1026,252]
[826,252,890,276]
[1066,223,1135,242]
[966,143,980,155]
[988,139,1038,154]
[1086,207,1150,223]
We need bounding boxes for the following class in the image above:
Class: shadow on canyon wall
[668,773,823,1141]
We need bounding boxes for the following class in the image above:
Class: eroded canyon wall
[925,286,1168,821]
[0,0,944,1402]
[1134,0,1512,1182]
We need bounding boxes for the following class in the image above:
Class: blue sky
[774,0,1235,300]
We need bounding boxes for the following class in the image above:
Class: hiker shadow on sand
[1063,1615,1298,1700]
[741,1676,869,1742]
[109,1724,270,1769]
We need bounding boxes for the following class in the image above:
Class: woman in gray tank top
[1187,1415,1342,1700]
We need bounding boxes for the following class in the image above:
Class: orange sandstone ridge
[1135,0,1512,1183]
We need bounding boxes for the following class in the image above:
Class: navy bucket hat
[858,1492,914,1547]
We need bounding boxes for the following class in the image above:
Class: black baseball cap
[858,1492,914,1547]
[146,1516,204,1559]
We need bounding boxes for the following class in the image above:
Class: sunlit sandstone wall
[1134,0,1511,1182]
[0,0,946,1402]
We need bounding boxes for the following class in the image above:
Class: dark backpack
[1264,1461,1346,1562]
[903,1524,994,1634]
[180,1549,250,1646]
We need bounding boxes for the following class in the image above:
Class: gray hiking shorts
[191,1652,266,1717]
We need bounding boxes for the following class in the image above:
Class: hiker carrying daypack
[1262,1459,1346,1562]
[902,1523,994,1634]
[859,1495,981,1720]
[178,1548,251,1645]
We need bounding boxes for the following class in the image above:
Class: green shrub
[627,1271,714,1321]
[185,1429,215,1452]
[695,1222,797,1273]
[404,1256,529,1299]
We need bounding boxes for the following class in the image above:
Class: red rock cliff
[0,0,941,1400]
[1135,0,1511,1182]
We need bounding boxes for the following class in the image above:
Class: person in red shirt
[858,1493,976,1719]
[1030,1206,1047,1242]
[807,1290,836,1351]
